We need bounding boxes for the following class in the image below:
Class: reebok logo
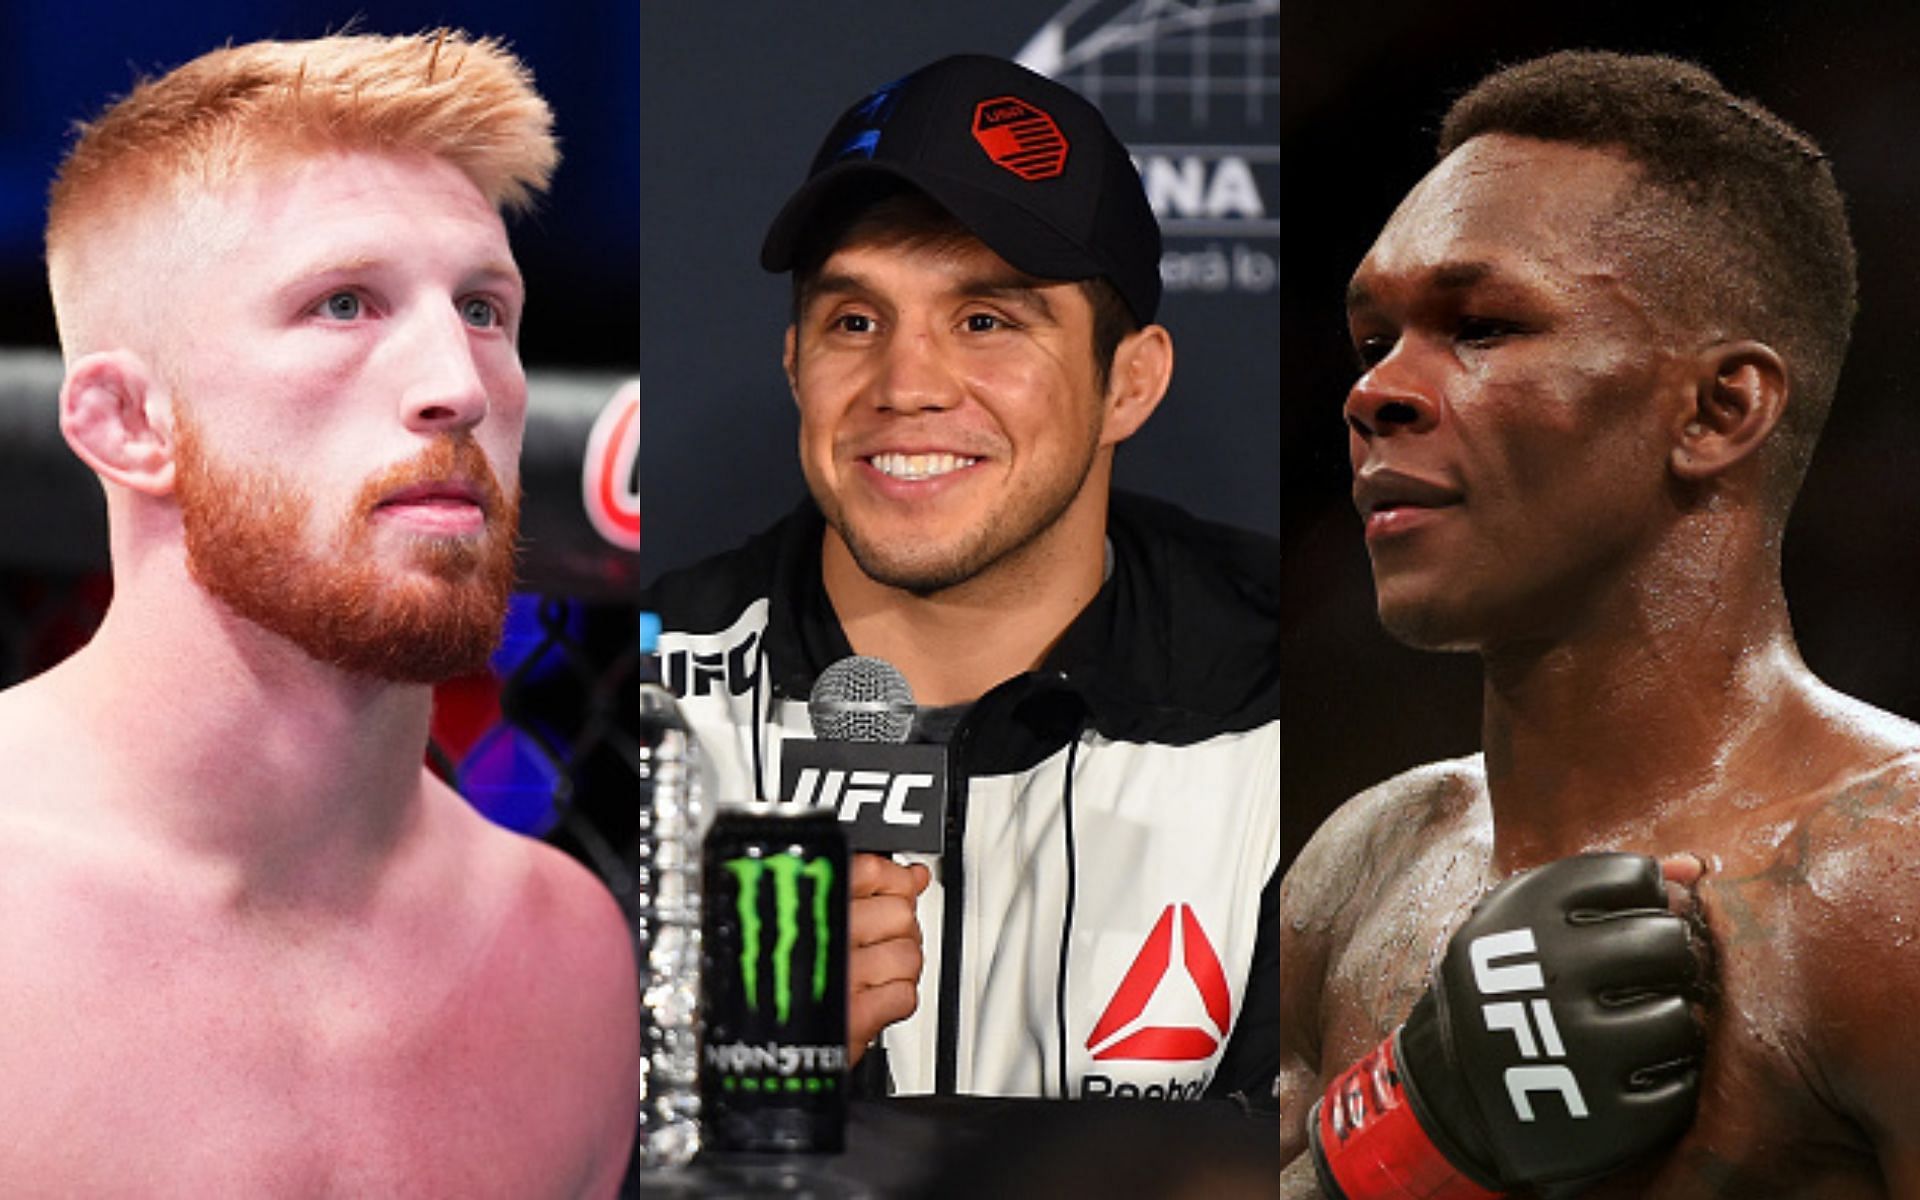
[1086,903,1231,1061]
[972,95,1068,180]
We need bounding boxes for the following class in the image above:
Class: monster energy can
[700,807,849,1153]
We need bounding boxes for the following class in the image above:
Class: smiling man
[642,55,1279,1105]
[1279,52,1920,1198]
[0,33,636,1195]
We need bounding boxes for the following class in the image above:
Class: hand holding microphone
[848,853,931,1064]
[793,656,946,1065]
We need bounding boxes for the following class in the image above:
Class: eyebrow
[804,269,1059,322]
[955,274,1057,320]
[277,253,525,296]
[1347,260,1494,311]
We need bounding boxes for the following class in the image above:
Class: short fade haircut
[46,30,556,354]
[789,183,1138,393]
[1439,50,1856,509]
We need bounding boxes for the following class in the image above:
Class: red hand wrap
[1313,1035,1503,1200]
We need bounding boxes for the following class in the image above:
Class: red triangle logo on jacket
[1086,903,1233,1061]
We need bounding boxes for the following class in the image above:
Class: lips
[1353,468,1462,537]
[377,480,486,511]
[370,478,494,537]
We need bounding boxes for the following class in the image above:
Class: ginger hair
[46,29,557,357]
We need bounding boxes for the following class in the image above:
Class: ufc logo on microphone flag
[778,739,948,854]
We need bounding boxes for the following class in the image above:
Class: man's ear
[783,325,800,404]
[1669,340,1787,482]
[1099,323,1174,447]
[59,351,176,496]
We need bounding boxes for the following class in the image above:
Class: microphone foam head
[809,655,916,743]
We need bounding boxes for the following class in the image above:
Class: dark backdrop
[639,1,1280,581]
[1281,3,1920,869]
[0,1,637,371]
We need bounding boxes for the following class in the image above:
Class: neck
[46,547,435,906]
[822,484,1110,707]
[1476,519,1822,872]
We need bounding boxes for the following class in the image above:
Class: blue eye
[322,291,362,320]
[461,296,502,329]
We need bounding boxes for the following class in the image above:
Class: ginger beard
[172,410,520,683]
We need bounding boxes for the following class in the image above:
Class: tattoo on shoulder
[1711,769,1918,947]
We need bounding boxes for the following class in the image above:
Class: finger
[849,892,921,949]
[849,978,919,1057]
[1659,853,1706,890]
[851,852,927,899]
[1487,851,1663,918]
[849,935,924,993]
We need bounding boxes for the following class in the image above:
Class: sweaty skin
[1279,133,1920,1198]
[1280,735,1920,1198]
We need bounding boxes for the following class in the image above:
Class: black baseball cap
[761,54,1163,325]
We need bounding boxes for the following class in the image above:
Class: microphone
[809,655,915,743]
[779,655,949,854]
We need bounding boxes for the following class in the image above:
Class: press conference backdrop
[638,1,1281,581]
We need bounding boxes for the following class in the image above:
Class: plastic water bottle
[634,612,706,1168]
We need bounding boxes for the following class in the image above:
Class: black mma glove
[1308,852,1705,1199]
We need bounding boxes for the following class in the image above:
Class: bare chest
[0,884,600,1197]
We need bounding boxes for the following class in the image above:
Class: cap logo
[971,95,1068,181]
[833,80,905,162]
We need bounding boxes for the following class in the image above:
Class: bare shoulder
[0,670,123,863]
[419,771,634,988]
[414,774,638,1192]
[1697,704,1920,1169]
[1283,753,1489,928]
[1278,755,1491,1157]
[0,671,88,795]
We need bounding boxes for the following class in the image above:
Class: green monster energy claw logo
[727,853,834,1023]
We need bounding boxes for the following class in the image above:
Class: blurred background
[1281,2,1920,869]
[0,2,635,365]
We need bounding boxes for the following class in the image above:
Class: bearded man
[0,31,636,1195]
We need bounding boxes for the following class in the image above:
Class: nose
[1344,344,1440,442]
[396,303,494,433]
[874,326,961,415]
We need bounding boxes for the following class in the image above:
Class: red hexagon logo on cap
[972,95,1069,181]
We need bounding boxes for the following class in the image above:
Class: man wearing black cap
[642,55,1278,1106]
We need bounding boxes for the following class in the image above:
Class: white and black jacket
[640,492,1279,1109]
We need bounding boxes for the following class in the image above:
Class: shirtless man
[0,33,636,1195]
[1279,51,1920,1197]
